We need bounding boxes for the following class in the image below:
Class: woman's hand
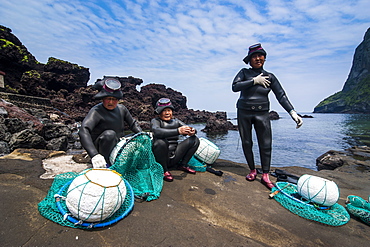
[253,73,270,88]
[178,126,196,136]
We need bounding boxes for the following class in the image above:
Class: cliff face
[314,28,370,113]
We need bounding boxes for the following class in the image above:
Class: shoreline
[0,149,369,246]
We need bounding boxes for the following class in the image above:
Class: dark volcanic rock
[46,136,68,151]
[0,25,238,130]
[0,100,43,132]
[42,123,71,141]
[0,24,245,154]
[201,111,237,133]
[316,146,370,172]
[0,141,10,155]
[0,25,42,90]
[4,118,29,134]
[9,129,46,150]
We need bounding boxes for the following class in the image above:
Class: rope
[54,179,135,228]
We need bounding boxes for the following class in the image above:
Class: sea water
[191,113,370,170]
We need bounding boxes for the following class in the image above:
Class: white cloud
[1,0,369,113]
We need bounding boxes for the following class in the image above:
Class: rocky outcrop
[202,112,238,133]
[0,25,235,131]
[0,99,81,155]
[0,25,238,155]
[314,27,370,113]
[316,146,370,172]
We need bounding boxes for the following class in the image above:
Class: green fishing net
[38,172,134,229]
[188,156,207,172]
[272,182,350,226]
[38,132,163,228]
[110,132,164,201]
[346,195,370,225]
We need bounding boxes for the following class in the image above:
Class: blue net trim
[38,172,134,229]
[346,195,370,225]
[272,182,350,226]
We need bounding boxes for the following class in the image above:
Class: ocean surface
[190,112,370,171]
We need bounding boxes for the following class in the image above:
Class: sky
[1,0,370,113]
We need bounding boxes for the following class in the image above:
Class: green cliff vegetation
[0,39,30,62]
[23,70,41,79]
[316,75,370,111]
[47,57,87,70]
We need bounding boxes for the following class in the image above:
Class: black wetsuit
[232,67,294,173]
[79,103,142,165]
[150,117,200,172]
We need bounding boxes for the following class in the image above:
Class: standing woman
[232,43,303,189]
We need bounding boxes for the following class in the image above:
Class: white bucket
[194,137,221,165]
[297,174,339,207]
[66,168,126,222]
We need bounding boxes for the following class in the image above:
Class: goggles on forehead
[103,78,121,92]
[157,98,171,106]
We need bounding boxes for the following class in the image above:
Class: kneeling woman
[151,98,200,182]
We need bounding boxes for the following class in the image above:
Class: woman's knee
[241,139,253,150]
[99,130,117,142]
[189,135,200,148]
[152,139,168,150]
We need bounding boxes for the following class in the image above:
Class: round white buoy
[109,138,128,165]
[194,137,221,164]
[297,174,339,207]
[66,168,126,222]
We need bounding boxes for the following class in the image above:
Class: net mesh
[272,182,350,226]
[38,172,134,229]
[110,132,163,201]
[194,137,220,165]
[346,195,370,225]
[188,156,207,172]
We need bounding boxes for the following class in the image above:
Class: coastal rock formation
[0,99,81,155]
[314,27,370,113]
[0,25,238,155]
[0,25,235,130]
[202,112,238,133]
[316,146,370,172]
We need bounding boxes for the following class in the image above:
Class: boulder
[46,136,68,151]
[42,123,71,141]
[0,141,10,155]
[202,117,237,133]
[9,129,46,150]
[4,118,29,134]
[316,146,370,173]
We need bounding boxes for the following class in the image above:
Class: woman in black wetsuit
[150,98,200,182]
[79,77,142,168]
[232,43,303,189]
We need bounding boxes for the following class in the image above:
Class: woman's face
[159,108,173,121]
[102,96,119,110]
[249,53,265,69]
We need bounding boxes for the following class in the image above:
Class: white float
[66,168,126,222]
[109,138,128,165]
[297,174,339,207]
[194,137,221,165]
